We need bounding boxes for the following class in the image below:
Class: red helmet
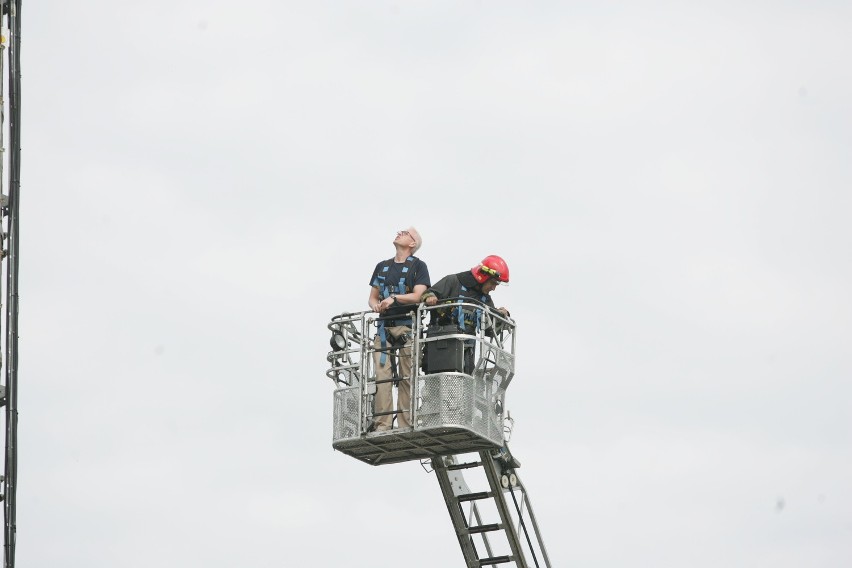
[471,255,510,284]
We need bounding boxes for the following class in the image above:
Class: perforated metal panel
[332,387,360,442]
[417,373,503,446]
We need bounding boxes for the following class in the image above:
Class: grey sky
[16,1,852,566]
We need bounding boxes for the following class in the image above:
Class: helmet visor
[479,264,504,282]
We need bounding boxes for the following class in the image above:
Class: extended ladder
[432,450,551,568]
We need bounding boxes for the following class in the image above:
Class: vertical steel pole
[3,1,21,567]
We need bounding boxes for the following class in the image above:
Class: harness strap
[397,263,410,297]
[374,257,418,365]
[457,285,488,332]
[376,256,417,300]
[378,321,388,365]
[377,318,413,366]
[456,287,466,332]
[377,264,392,301]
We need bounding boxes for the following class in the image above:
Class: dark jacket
[421,271,495,333]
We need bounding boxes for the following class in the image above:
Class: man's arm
[399,284,428,305]
[376,284,426,312]
[421,276,452,306]
[368,286,383,312]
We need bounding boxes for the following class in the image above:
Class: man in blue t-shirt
[367,227,431,431]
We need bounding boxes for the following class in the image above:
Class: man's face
[394,229,414,248]
[481,278,499,294]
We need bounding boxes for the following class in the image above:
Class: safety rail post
[410,305,425,430]
[358,312,368,433]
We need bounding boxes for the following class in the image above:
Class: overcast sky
[12,1,852,566]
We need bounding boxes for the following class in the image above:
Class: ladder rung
[446,461,482,471]
[478,555,513,566]
[457,491,491,502]
[465,523,501,534]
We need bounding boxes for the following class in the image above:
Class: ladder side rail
[507,487,541,568]
[507,475,552,568]
[512,488,527,544]
[480,451,528,568]
[431,456,481,568]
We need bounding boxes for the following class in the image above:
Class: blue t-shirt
[369,256,431,319]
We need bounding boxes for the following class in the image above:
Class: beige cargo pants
[372,325,413,431]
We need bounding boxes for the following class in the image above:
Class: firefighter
[420,255,511,373]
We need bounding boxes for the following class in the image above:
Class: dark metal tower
[1,1,22,567]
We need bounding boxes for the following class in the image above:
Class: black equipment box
[422,325,464,373]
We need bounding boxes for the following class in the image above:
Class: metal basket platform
[327,305,515,466]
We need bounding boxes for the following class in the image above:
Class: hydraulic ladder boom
[432,450,551,568]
